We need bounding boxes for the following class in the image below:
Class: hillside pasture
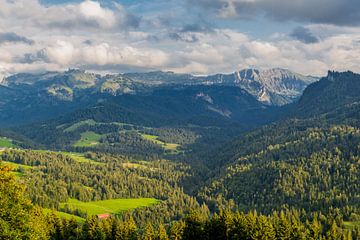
[60,198,160,216]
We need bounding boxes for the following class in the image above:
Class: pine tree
[289,215,306,240]
[170,221,185,240]
[274,211,292,239]
[182,211,205,240]
[255,215,276,240]
[125,217,138,240]
[82,216,103,240]
[143,223,155,240]
[157,223,169,240]
[326,222,341,240]
[206,213,227,240]
[308,217,322,240]
[63,218,80,240]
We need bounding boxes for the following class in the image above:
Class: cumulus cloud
[22,40,170,70]
[0,0,139,31]
[0,32,34,45]
[190,0,360,26]
[0,0,360,77]
[290,26,319,44]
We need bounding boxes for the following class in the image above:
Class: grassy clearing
[74,131,102,147]
[60,198,160,216]
[64,120,137,132]
[122,162,148,169]
[43,209,85,222]
[1,161,33,178]
[0,137,14,148]
[141,134,180,151]
[61,152,104,165]
[64,119,97,132]
[9,149,104,165]
[22,149,104,165]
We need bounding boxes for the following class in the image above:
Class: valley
[2,0,360,238]
[0,70,359,239]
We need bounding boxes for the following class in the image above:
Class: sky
[1,0,360,78]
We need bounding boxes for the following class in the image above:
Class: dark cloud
[46,15,141,31]
[290,26,319,44]
[190,0,360,26]
[0,32,34,45]
[17,50,47,64]
[124,14,142,29]
[168,33,198,43]
[180,24,214,33]
[146,35,161,42]
[167,22,214,43]
[83,40,94,45]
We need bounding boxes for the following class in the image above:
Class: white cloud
[37,41,170,70]
[0,0,360,77]
[43,41,78,65]
[0,0,126,32]
[79,1,116,28]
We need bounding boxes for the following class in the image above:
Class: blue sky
[0,0,360,77]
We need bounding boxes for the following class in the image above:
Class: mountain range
[0,69,359,238]
[0,68,317,126]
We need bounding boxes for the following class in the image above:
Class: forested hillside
[0,71,359,239]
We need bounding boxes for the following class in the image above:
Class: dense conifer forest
[0,71,359,239]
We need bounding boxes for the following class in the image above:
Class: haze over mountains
[0,67,318,126]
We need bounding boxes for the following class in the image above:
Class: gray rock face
[232,68,319,105]
[122,68,319,105]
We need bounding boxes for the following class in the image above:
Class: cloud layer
[0,32,34,45]
[191,0,360,26]
[0,0,360,78]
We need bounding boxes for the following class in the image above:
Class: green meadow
[22,149,104,165]
[141,134,180,151]
[60,198,160,216]
[61,152,104,165]
[2,161,33,177]
[73,131,103,147]
[64,119,97,132]
[0,137,14,148]
[43,209,85,222]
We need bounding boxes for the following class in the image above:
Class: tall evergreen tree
[156,223,169,240]
[143,223,155,240]
[0,165,48,240]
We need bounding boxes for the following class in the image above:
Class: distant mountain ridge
[294,70,360,119]
[0,68,317,126]
[201,68,318,105]
[3,68,318,105]
[123,68,318,105]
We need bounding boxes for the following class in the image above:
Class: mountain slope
[203,68,318,105]
[0,70,149,126]
[13,85,283,152]
[195,71,360,214]
[295,70,360,118]
[125,68,318,105]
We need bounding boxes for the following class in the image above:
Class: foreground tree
[0,165,48,239]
